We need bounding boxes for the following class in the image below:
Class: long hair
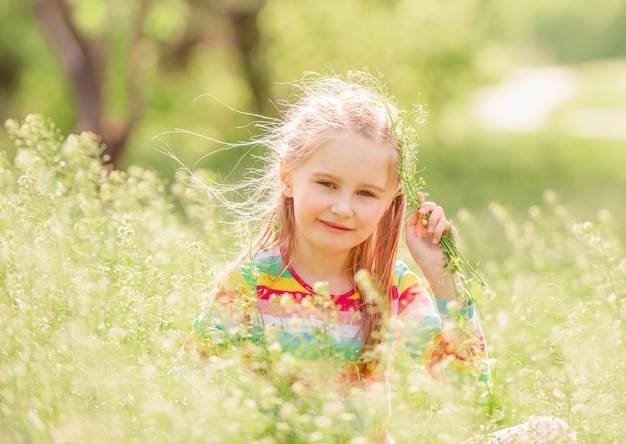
[223,72,407,373]
[244,76,406,373]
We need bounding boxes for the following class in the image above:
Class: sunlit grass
[1,115,624,442]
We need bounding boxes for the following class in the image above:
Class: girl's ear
[280,170,293,198]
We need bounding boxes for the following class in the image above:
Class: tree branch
[31,0,105,134]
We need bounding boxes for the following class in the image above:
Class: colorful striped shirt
[180,248,488,384]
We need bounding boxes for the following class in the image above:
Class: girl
[176,71,575,443]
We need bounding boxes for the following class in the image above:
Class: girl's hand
[405,193,455,271]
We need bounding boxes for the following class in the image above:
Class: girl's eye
[318,181,336,189]
[357,190,375,198]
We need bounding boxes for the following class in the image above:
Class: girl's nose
[331,194,354,218]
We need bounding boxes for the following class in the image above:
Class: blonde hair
[225,72,407,371]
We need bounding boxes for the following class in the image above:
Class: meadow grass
[414,125,626,276]
[1,115,624,442]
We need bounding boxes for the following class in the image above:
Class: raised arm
[400,195,489,384]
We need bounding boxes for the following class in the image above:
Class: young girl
[176,72,576,443]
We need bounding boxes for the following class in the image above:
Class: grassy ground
[1,114,624,442]
[418,129,626,261]
[2,59,624,443]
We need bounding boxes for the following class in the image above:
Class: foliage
[1,115,625,442]
[416,127,626,258]
[0,114,215,441]
[482,0,626,63]
[6,0,625,178]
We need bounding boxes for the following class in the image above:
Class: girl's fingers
[417,201,436,215]
[416,202,436,229]
[424,206,444,232]
[417,202,452,242]
[431,218,452,243]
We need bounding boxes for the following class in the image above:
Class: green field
[1,115,624,442]
[2,1,625,440]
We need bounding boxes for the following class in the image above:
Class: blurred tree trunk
[227,3,270,115]
[29,0,269,168]
[31,0,104,137]
[30,0,144,167]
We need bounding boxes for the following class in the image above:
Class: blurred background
[2,0,625,251]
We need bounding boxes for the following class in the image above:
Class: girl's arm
[395,266,488,385]
[401,199,489,384]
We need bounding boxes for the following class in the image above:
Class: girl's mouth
[320,220,353,233]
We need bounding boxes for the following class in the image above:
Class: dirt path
[471,64,626,139]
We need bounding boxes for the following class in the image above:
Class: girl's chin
[312,239,365,257]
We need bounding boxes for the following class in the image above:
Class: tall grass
[1,115,624,442]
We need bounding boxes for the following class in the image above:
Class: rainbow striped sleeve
[393,260,489,384]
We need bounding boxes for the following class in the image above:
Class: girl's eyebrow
[311,172,387,193]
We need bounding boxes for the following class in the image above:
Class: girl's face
[281,130,399,262]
